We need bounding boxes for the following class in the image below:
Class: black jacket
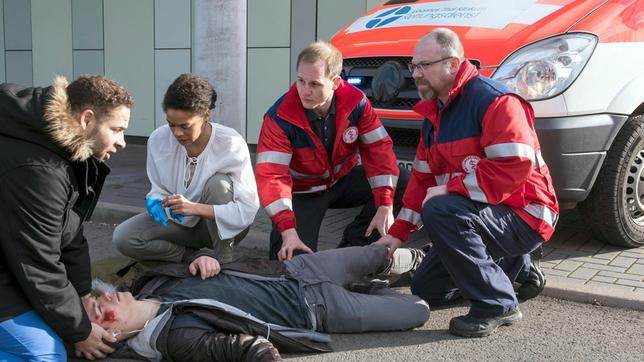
[117,253,332,361]
[0,77,109,343]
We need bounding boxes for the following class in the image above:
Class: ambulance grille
[342,57,419,110]
[386,127,420,148]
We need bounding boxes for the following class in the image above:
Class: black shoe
[517,246,546,301]
[449,308,522,338]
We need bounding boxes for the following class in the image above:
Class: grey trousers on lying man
[285,244,430,333]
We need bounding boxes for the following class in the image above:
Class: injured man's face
[82,291,159,342]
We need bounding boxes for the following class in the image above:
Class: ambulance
[330,0,644,247]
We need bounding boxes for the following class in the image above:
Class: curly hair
[66,75,134,119]
[162,73,217,115]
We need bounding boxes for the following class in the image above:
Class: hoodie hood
[0,76,93,161]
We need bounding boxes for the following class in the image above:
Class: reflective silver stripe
[265,198,292,216]
[535,151,546,169]
[523,203,558,228]
[256,151,292,165]
[484,143,535,162]
[413,158,431,173]
[359,126,388,144]
[434,172,463,185]
[368,174,398,188]
[289,169,330,180]
[463,172,488,203]
[397,208,422,227]
[434,174,449,185]
[334,164,343,174]
[293,185,328,194]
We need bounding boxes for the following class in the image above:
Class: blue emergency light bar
[346,77,363,86]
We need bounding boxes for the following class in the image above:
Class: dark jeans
[269,165,409,260]
[410,195,544,318]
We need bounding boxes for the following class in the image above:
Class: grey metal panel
[104,0,155,137]
[367,0,381,11]
[317,0,365,41]
[248,0,290,48]
[5,51,33,85]
[4,0,31,50]
[32,0,73,86]
[154,0,191,49]
[154,49,190,128]
[247,48,290,143]
[73,50,104,78]
[0,0,5,82]
[289,0,316,83]
[72,0,104,49]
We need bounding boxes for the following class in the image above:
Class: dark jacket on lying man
[88,245,429,361]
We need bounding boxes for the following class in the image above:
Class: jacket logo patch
[343,127,359,144]
[462,155,481,173]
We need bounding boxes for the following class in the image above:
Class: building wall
[1,0,191,137]
[245,0,381,143]
[0,0,380,140]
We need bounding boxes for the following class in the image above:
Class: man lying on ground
[82,245,428,361]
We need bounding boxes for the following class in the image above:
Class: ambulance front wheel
[579,114,644,248]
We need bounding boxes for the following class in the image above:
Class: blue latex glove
[145,198,168,228]
[168,208,185,222]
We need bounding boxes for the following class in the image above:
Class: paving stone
[581,263,627,273]
[566,256,610,265]
[628,263,644,275]
[556,233,590,250]
[591,251,620,261]
[619,250,644,263]
[624,247,644,255]
[615,279,644,289]
[597,270,643,281]
[591,275,617,283]
[609,256,637,268]
[544,268,571,277]
[553,260,583,272]
[584,281,634,293]
[568,267,598,280]
[541,261,559,269]
[577,239,605,253]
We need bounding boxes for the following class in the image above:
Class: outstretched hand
[374,234,402,258]
[365,205,394,237]
[189,255,221,279]
[278,229,313,261]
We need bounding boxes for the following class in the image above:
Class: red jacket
[388,61,559,242]
[256,81,399,232]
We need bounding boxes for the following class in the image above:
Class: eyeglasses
[407,57,453,73]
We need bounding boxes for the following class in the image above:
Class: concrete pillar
[193,0,247,137]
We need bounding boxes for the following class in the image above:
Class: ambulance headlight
[492,33,597,101]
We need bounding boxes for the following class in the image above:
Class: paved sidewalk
[94,142,644,310]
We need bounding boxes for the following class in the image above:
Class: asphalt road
[84,222,644,362]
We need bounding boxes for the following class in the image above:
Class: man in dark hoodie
[0,75,133,361]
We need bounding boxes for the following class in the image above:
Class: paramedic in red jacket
[376,28,559,338]
[256,41,408,261]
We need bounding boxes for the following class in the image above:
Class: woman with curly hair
[113,74,259,277]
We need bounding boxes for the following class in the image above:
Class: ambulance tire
[579,114,644,248]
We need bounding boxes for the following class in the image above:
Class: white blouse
[146,122,259,239]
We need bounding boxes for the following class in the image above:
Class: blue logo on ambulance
[366,6,412,29]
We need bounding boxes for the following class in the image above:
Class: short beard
[415,80,435,100]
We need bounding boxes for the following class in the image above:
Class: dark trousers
[410,195,543,318]
[269,165,409,260]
